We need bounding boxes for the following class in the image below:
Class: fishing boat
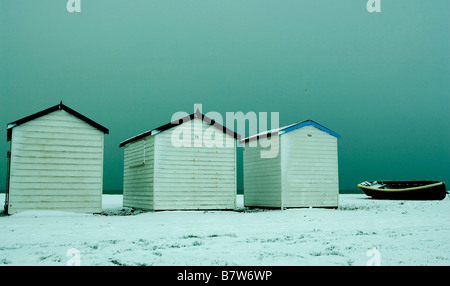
[357,180,447,200]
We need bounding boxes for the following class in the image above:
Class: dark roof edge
[119,110,241,147]
[59,102,109,134]
[239,131,280,144]
[7,102,109,141]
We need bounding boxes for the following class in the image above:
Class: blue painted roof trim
[280,120,340,139]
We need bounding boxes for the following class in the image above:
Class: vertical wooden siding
[281,126,339,207]
[243,136,282,208]
[153,119,236,210]
[123,136,154,210]
[7,110,104,214]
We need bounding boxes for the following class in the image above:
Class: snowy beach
[0,194,449,266]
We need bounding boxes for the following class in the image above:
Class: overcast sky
[1,0,449,192]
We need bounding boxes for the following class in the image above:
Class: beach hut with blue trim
[241,120,340,209]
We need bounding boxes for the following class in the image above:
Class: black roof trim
[240,131,279,144]
[119,109,240,147]
[7,102,109,141]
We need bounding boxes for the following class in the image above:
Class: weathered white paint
[7,110,105,214]
[244,124,339,208]
[123,136,154,210]
[243,135,282,208]
[281,125,339,207]
[122,118,236,211]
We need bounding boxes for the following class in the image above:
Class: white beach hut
[4,102,109,214]
[242,120,340,209]
[119,110,239,211]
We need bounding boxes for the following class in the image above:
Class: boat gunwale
[357,182,444,192]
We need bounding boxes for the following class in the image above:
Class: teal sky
[1,0,449,192]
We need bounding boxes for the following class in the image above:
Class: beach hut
[4,102,109,214]
[119,110,239,211]
[242,120,340,209]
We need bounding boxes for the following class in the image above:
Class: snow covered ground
[0,194,449,266]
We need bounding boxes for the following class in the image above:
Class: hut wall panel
[8,110,104,214]
[243,136,282,208]
[122,136,154,210]
[281,126,339,207]
[153,119,236,210]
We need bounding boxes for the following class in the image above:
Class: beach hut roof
[119,109,241,147]
[240,119,340,144]
[7,102,109,141]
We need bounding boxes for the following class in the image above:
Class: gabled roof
[119,109,241,147]
[240,119,340,143]
[7,102,109,141]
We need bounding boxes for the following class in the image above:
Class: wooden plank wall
[281,125,339,207]
[123,136,154,210]
[243,137,282,208]
[7,110,104,214]
[153,119,236,210]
